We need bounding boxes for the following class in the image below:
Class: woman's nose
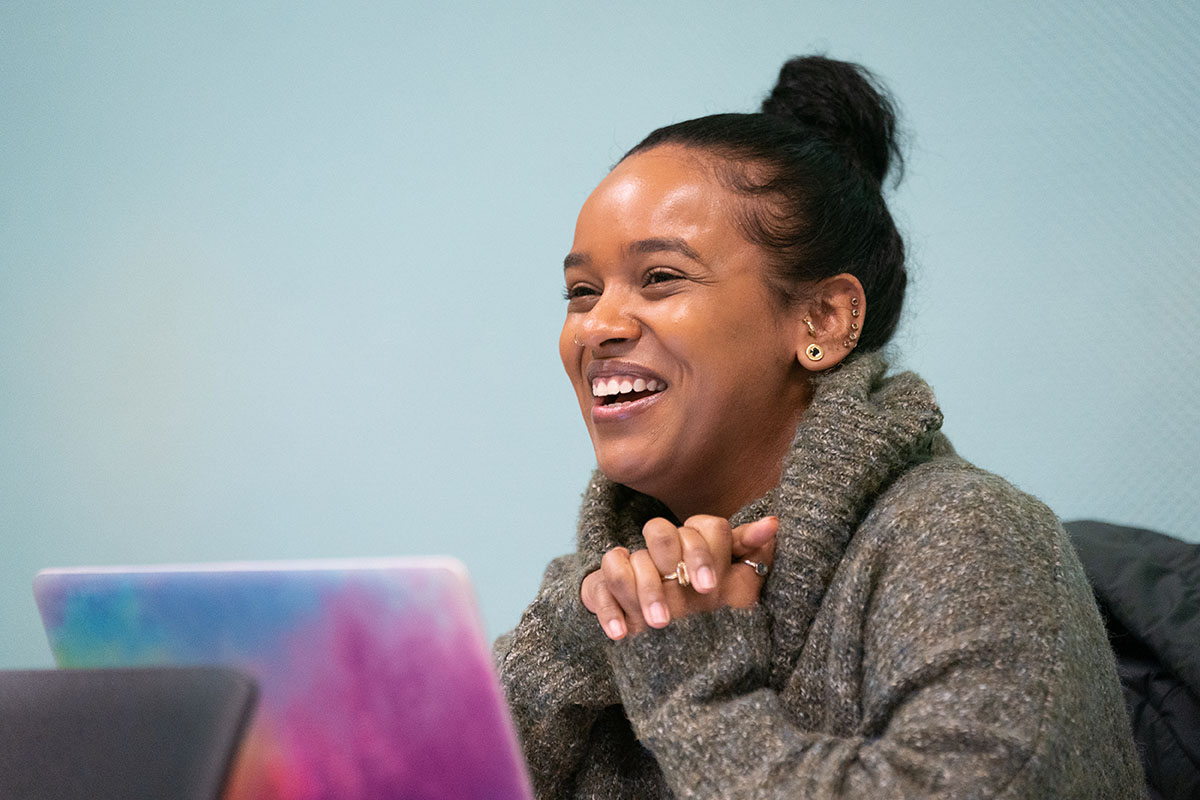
[578,291,641,349]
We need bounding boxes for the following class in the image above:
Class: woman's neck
[660,401,807,522]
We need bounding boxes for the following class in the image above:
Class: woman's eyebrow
[563,237,707,271]
[628,237,706,265]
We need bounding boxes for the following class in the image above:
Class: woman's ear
[795,273,866,371]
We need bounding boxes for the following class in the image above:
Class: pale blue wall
[2,1,1197,669]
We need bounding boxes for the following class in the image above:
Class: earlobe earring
[805,343,824,362]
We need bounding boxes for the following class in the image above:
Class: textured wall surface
[1,1,1197,669]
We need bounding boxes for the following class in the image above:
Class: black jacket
[1067,520,1200,800]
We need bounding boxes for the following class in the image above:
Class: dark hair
[622,56,907,351]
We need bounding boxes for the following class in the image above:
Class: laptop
[0,666,256,800]
[34,558,534,800]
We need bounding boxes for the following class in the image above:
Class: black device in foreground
[0,666,257,800]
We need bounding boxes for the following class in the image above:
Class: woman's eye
[563,284,599,301]
[644,269,683,287]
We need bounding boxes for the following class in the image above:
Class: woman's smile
[588,360,668,420]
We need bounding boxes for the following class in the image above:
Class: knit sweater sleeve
[493,552,620,798]
[605,466,1142,799]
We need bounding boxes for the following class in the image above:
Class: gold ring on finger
[662,560,690,588]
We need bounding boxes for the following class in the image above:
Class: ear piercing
[842,297,861,348]
[805,316,828,362]
[844,322,859,347]
[810,297,861,359]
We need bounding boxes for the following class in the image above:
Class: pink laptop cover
[34,558,534,800]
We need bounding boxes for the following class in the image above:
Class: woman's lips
[589,373,667,423]
[585,361,668,423]
[591,387,664,422]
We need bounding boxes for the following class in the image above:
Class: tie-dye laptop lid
[33,558,534,800]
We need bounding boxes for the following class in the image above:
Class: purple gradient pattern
[35,560,533,800]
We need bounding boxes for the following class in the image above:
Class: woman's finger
[642,517,684,577]
[677,524,717,593]
[731,516,779,559]
[600,547,646,634]
[725,524,777,608]
[580,571,629,641]
[630,548,671,628]
[736,533,776,578]
[683,515,734,573]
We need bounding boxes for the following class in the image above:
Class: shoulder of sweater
[851,454,1070,586]
[871,453,1058,531]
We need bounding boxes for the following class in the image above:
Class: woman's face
[560,145,812,519]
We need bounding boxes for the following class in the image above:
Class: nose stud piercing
[573,334,584,347]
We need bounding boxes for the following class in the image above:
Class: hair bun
[761,55,902,186]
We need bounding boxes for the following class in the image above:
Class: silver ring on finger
[742,559,769,577]
[662,560,690,588]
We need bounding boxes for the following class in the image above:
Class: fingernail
[696,567,716,591]
[605,619,626,640]
[648,602,669,626]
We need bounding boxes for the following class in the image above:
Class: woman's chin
[593,451,664,496]
[599,467,692,518]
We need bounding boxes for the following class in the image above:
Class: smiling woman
[494,56,1144,799]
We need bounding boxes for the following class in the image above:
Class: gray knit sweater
[494,354,1144,799]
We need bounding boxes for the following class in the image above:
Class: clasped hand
[581,515,777,640]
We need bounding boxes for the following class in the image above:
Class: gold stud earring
[805,343,824,362]
[804,316,816,336]
[851,322,859,331]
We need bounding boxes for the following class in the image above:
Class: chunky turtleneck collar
[574,352,946,679]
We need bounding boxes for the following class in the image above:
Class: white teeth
[591,375,667,397]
